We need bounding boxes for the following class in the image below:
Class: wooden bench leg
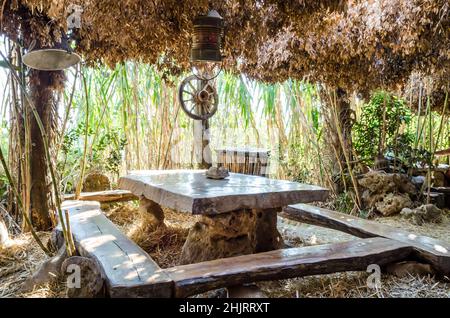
[139,196,165,226]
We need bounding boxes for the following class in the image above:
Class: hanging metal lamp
[22,37,81,71]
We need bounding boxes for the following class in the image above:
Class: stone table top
[118,170,329,215]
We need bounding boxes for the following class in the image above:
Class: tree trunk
[29,70,63,231]
[335,88,354,166]
[322,87,354,194]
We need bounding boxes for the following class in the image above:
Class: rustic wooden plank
[59,200,173,297]
[63,190,138,203]
[118,170,328,215]
[282,204,450,274]
[165,237,412,298]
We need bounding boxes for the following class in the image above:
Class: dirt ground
[1,202,449,298]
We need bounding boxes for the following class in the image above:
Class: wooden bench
[63,190,138,203]
[60,201,172,297]
[165,237,411,297]
[282,204,450,275]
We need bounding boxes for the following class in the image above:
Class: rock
[61,256,105,298]
[392,174,417,194]
[386,261,435,278]
[206,166,229,179]
[139,197,165,227]
[411,175,425,188]
[180,209,256,264]
[401,204,444,225]
[359,171,397,195]
[358,171,416,215]
[375,193,412,216]
[0,217,9,248]
[21,246,68,293]
[82,173,111,192]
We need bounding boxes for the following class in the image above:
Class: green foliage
[281,140,311,183]
[353,91,412,165]
[0,173,7,199]
[59,122,127,192]
[386,134,432,168]
[334,191,355,214]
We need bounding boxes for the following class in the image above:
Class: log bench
[166,237,411,297]
[58,200,449,298]
[281,204,450,275]
[63,190,138,203]
[59,201,172,297]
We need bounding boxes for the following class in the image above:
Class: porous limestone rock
[139,197,165,227]
[400,204,444,225]
[375,193,412,216]
[358,171,416,216]
[180,209,257,264]
[82,172,111,192]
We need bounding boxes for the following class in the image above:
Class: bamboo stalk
[64,209,75,256]
[0,50,70,252]
[0,144,51,256]
[74,70,90,199]
[331,89,362,210]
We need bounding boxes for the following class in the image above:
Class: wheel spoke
[183,89,194,96]
[188,81,197,91]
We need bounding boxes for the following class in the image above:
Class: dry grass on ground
[258,272,449,298]
[0,232,66,298]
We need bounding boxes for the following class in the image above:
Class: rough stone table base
[139,196,165,227]
[180,208,284,265]
[254,208,283,253]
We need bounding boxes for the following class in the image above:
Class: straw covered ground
[0,202,449,298]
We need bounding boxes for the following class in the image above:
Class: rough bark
[29,70,64,230]
[322,87,354,193]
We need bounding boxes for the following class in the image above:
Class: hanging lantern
[22,36,81,71]
[179,10,224,120]
[191,10,223,63]
[190,10,224,81]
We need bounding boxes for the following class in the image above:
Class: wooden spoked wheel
[178,75,218,120]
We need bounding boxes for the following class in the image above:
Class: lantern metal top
[23,49,81,71]
[193,10,223,27]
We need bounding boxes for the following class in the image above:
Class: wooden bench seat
[63,190,138,203]
[164,237,412,297]
[60,201,172,297]
[282,204,450,275]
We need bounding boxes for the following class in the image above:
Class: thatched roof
[1,1,449,98]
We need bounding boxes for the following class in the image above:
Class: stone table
[119,170,328,264]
